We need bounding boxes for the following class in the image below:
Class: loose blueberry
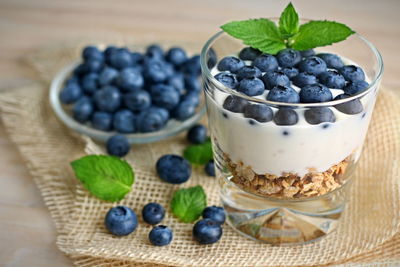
[292,72,318,88]
[142,203,165,225]
[266,85,300,103]
[300,83,333,103]
[106,135,130,157]
[184,75,201,92]
[298,56,327,76]
[281,67,299,79]
[236,66,262,80]
[243,103,273,123]
[109,48,133,70]
[166,47,187,66]
[343,80,369,95]
[81,73,98,95]
[60,83,82,104]
[276,48,301,68]
[217,56,245,73]
[116,68,144,91]
[214,73,238,89]
[262,70,290,90]
[334,94,363,114]
[82,46,104,62]
[113,109,136,133]
[304,107,336,124]
[182,55,201,76]
[136,109,166,132]
[187,124,208,144]
[156,154,191,184]
[319,70,346,89]
[300,49,315,58]
[339,65,365,82]
[167,74,185,95]
[146,44,164,60]
[205,160,215,177]
[253,54,279,72]
[151,84,180,111]
[273,108,298,126]
[222,95,248,113]
[149,225,173,246]
[202,206,225,225]
[124,89,151,112]
[91,111,113,131]
[171,101,196,121]
[238,77,265,96]
[98,67,118,86]
[317,53,344,69]
[105,206,137,236]
[238,47,262,61]
[143,59,168,83]
[193,218,223,244]
[94,86,121,112]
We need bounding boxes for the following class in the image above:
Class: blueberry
[142,203,165,225]
[92,111,113,131]
[151,84,180,111]
[300,49,315,58]
[292,72,318,88]
[60,83,82,104]
[143,59,168,83]
[319,70,346,89]
[334,94,363,114]
[204,160,215,177]
[106,135,130,157]
[243,103,273,123]
[104,46,118,64]
[276,48,302,68]
[130,52,143,64]
[182,92,200,107]
[273,108,298,125]
[98,67,118,86]
[222,95,248,113]
[193,218,223,244]
[146,44,164,60]
[65,75,80,86]
[253,54,279,72]
[81,73,98,95]
[113,109,136,133]
[281,67,299,79]
[94,86,121,112]
[166,47,187,66]
[187,124,207,144]
[202,206,225,225]
[340,65,366,82]
[182,55,201,76]
[238,47,262,61]
[300,83,333,103]
[82,46,104,62]
[148,106,170,123]
[167,74,185,95]
[217,56,245,73]
[82,59,103,73]
[238,77,265,96]
[298,56,327,75]
[214,73,238,89]
[343,80,369,95]
[163,62,175,78]
[124,89,151,112]
[156,154,191,184]
[207,48,217,69]
[304,107,336,124]
[184,75,201,92]
[116,68,144,91]
[104,206,137,236]
[317,53,344,69]
[149,225,173,246]
[136,109,166,132]
[109,48,133,70]
[171,101,196,121]
[262,70,290,90]
[236,66,262,80]
[73,63,89,77]
[72,97,93,123]
[266,85,300,103]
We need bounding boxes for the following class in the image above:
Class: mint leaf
[183,140,213,165]
[292,20,355,50]
[71,155,134,202]
[171,185,207,223]
[279,2,299,37]
[221,19,286,54]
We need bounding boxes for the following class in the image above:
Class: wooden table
[0,0,398,266]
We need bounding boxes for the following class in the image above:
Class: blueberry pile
[60,45,202,133]
[214,48,369,125]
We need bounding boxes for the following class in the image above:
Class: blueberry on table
[276,48,302,68]
[109,48,133,70]
[143,59,168,83]
[166,47,187,66]
[150,84,180,111]
[106,135,130,157]
[193,218,223,244]
[149,225,173,246]
[222,95,248,113]
[113,109,136,133]
[273,108,299,126]
[214,73,238,89]
[142,203,166,225]
[238,77,265,96]
[92,111,113,131]
[184,75,201,92]
[136,109,167,132]
[82,46,104,62]
[236,66,262,80]
[292,72,318,88]
[81,73,99,95]
[167,74,185,95]
[202,206,225,225]
[105,206,138,236]
[60,83,82,104]
[243,103,273,123]
[98,67,118,86]
[266,85,300,103]
[298,56,327,76]
[171,101,196,121]
[204,160,215,177]
[146,44,164,60]
[156,154,191,184]
[300,83,333,103]
[304,107,336,125]
[281,67,299,79]
[217,56,245,73]
[94,86,121,112]
[182,55,201,76]
[124,89,152,112]
[300,49,315,58]
[343,80,369,95]
[316,53,344,70]
[339,65,365,82]
[72,97,93,123]
[262,70,290,90]
[238,47,262,61]
[187,124,208,144]
[116,68,144,91]
[252,54,279,72]
[334,94,363,114]
[319,70,346,89]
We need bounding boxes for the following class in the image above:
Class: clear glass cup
[200,29,383,244]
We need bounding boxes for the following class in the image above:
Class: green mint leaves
[171,185,207,223]
[71,155,135,202]
[221,2,355,54]
[183,140,213,165]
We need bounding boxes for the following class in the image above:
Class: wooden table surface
[0,0,399,266]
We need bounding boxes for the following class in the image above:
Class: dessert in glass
[200,22,383,244]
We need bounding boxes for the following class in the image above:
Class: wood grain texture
[0,0,398,266]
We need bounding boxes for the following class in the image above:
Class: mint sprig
[221,2,355,54]
[171,185,207,223]
[183,140,213,165]
[71,155,135,202]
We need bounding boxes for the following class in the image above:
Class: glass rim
[200,30,384,108]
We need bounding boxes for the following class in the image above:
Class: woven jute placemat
[0,43,399,266]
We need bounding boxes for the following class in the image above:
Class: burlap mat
[0,43,399,266]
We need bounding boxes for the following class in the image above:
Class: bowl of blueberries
[50,44,205,144]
